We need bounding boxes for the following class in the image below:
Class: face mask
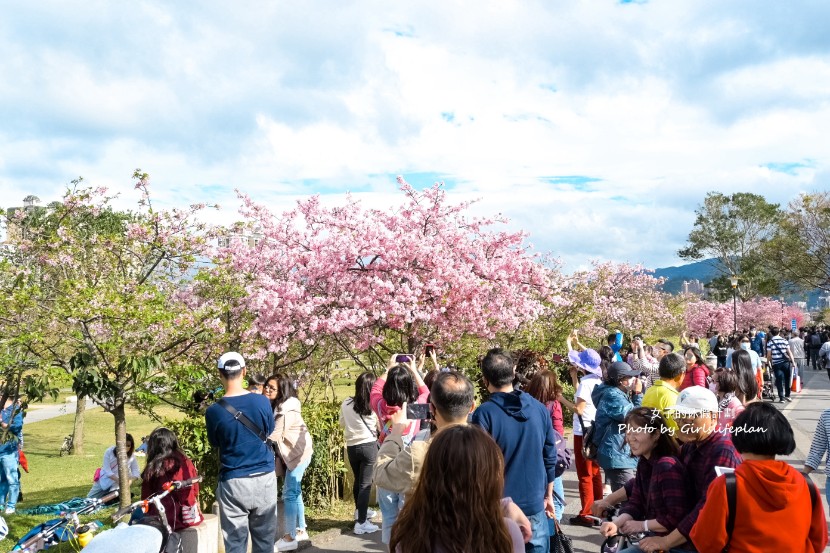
[740,343,750,350]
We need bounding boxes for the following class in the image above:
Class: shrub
[301,400,346,509]
[164,416,219,511]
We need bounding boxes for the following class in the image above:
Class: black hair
[352,372,376,417]
[142,427,182,480]
[658,353,686,380]
[126,433,135,451]
[267,373,296,412]
[424,370,440,391]
[382,364,419,407]
[430,372,475,421]
[714,368,738,395]
[607,333,618,345]
[683,346,705,366]
[731,402,795,456]
[480,348,515,388]
[219,367,244,381]
[625,407,680,459]
[247,373,266,386]
[770,326,781,336]
[657,339,675,352]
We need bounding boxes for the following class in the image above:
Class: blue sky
[1,1,828,271]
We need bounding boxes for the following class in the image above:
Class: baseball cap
[670,386,719,416]
[607,361,640,381]
[218,352,246,371]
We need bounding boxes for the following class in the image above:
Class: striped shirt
[806,409,830,477]
[767,336,791,364]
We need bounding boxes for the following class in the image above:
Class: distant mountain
[652,259,824,308]
[652,259,720,294]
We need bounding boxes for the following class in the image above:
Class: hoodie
[471,390,557,516]
[691,460,828,553]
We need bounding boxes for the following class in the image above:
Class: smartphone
[405,403,431,420]
[424,344,436,357]
[395,354,413,363]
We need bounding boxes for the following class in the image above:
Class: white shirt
[572,374,601,436]
[339,397,379,447]
[99,446,140,491]
[789,337,805,359]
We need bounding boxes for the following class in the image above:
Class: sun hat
[670,385,719,416]
[568,348,602,377]
[217,351,246,371]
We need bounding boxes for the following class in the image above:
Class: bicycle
[82,475,203,553]
[11,490,119,552]
[59,434,73,456]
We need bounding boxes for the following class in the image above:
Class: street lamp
[730,275,739,333]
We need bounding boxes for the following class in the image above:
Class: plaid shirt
[676,431,742,539]
[619,455,691,534]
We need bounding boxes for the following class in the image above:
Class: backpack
[553,429,572,478]
[577,414,598,460]
[722,471,817,552]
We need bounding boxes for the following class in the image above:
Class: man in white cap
[638,386,741,553]
[205,352,278,553]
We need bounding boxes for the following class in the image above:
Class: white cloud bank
[0,0,827,270]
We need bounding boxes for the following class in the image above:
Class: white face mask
[740,343,750,351]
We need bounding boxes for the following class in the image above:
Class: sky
[1,1,828,271]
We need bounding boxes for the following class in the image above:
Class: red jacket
[690,460,827,553]
[679,364,708,391]
[141,451,203,531]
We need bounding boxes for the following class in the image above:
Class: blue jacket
[752,332,766,356]
[0,403,23,456]
[610,331,623,362]
[471,390,558,516]
[591,383,642,470]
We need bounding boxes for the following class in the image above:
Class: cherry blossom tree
[2,173,223,507]
[222,178,551,368]
[684,298,806,336]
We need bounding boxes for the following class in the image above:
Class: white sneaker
[4,507,14,514]
[354,520,380,535]
[275,537,298,551]
[295,529,309,541]
[354,508,378,520]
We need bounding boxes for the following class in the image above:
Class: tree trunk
[71,392,86,456]
[112,403,132,509]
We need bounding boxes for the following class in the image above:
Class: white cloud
[0,0,828,271]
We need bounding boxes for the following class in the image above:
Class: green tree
[4,173,222,508]
[678,192,781,299]
[764,192,830,293]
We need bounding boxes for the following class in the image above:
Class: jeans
[773,361,792,400]
[283,459,310,538]
[0,450,20,509]
[526,509,550,553]
[573,435,603,517]
[811,348,820,369]
[217,472,278,553]
[347,441,377,523]
[377,486,405,544]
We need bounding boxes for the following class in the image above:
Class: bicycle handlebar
[112,476,203,520]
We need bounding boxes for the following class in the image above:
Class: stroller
[761,361,775,400]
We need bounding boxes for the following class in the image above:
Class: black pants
[773,361,792,400]
[347,441,377,523]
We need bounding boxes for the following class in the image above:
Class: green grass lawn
[6,403,181,549]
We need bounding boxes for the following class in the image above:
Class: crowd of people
[30,323,829,553]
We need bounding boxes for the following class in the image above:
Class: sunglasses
[263,385,278,392]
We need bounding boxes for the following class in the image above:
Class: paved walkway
[306,368,830,552]
[25,397,99,423]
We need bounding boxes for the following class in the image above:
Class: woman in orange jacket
[690,402,827,553]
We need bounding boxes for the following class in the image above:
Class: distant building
[217,225,264,249]
[682,279,706,296]
[4,195,44,244]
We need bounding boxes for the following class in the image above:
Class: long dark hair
[731,349,758,403]
[684,346,705,366]
[142,428,182,481]
[352,372,376,417]
[389,425,514,553]
[624,407,680,459]
[267,373,296,412]
[382,364,419,407]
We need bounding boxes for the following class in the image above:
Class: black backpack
[722,471,817,552]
